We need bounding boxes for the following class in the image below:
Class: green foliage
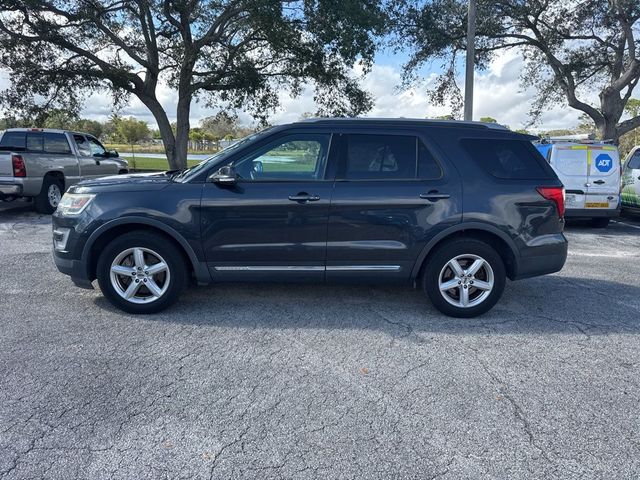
[0,0,387,169]
[391,0,640,140]
[115,117,150,145]
[480,117,497,124]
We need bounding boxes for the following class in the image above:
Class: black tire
[34,175,63,214]
[422,238,506,318]
[590,217,610,228]
[96,231,188,314]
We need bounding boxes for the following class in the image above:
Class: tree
[116,117,150,145]
[200,111,240,139]
[0,1,385,169]
[480,116,497,123]
[625,98,640,144]
[391,0,640,142]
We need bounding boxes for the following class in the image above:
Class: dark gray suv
[52,118,567,317]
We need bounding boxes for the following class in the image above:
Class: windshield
[174,128,272,182]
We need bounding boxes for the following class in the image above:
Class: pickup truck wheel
[96,231,187,314]
[423,239,506,318]
[34,176,63,214]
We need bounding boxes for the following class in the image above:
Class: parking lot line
[612,219,640,230]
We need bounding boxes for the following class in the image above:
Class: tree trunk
[174,93,191,170]
[139,94,181,170]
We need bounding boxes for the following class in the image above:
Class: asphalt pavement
[1,199,639,479]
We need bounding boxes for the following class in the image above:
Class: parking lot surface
[1,200,639,479]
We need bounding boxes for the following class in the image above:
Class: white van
[622,146,640,212]
[535,141,621,227]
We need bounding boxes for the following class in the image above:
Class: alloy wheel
[438,254,494,308]
[109,247,171,304]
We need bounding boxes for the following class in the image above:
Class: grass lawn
[122,156,202,171]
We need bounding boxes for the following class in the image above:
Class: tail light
[12,155,26,177]
[536,186,565,218]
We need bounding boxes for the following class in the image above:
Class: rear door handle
[593,180,605,185]
[419,192,451,201]
[288,194,320,202]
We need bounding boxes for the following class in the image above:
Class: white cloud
[0,51,596,132]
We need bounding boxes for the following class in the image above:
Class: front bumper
[53,252,94,289]
[513,233,568,280]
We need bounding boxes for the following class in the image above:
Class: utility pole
[464,0,476,121]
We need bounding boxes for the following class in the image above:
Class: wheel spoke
[123,280,141,299]
[439,278,459,291]
[467,259,485,276]
[111,265,136,276]
[146,262,168,276]
[133,248,146,269]
[448,259,464,277]
[459,286,470,307]
[473,280,493,291]
[146,279,163,297]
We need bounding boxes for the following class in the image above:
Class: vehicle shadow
[94,274,640,336]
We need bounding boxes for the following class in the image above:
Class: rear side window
[342,134,441,180]
[44,133,71,154]
[0,131,26,150]
[461,138,549,179]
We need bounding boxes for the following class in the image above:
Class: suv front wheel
[423,238,506,318]
[97,231,187,314]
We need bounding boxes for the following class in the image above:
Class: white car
[536,141,621,227]
[621,146,640,212]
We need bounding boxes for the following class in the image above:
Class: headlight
[57,193,95,215]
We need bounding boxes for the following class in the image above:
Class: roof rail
[537,133,616,145]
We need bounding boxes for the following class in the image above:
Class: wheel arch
[412,223,519,281]
[82,217,210,284]
[43,170,65,190]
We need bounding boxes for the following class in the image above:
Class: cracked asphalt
[1,199,640,479]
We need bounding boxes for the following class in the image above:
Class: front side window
[234,134,330,181]
[74,134,91,156]
[342,134,432,180]
[88,136,106,156]
[626,150,640,170]
[44,133,72,154]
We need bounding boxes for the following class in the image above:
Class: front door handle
[288,194,320,202]
[593,180,605,185]
[419,191,451,201]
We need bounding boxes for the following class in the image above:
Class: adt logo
[594,153,613,173]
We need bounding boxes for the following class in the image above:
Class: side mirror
[209,165,238,185]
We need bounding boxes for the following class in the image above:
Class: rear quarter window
[461,138,551,179]
[0,131,27,150]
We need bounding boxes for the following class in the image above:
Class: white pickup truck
[0,128,129,213]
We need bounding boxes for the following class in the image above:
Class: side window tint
[0,131,26,150]
[88,137,106,156]
[627,151,640,170]
[418,140,442,179]
[74,135,91,156]
[235,134,330,181]
[26,133,43,152]
[461,138,549,179]
[344,134,417,180]
[44,133,71,154]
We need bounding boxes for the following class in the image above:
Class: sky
[1,47,587,132]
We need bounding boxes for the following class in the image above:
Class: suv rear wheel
[97,231,187,314]
[423,238,506,318]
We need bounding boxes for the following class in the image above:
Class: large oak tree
[391,0,640,141]
[0,0,385,169]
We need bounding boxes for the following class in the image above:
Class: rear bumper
[513,233,568,280]
[53,252,94,289]
[0,182,22,197]
[565,207,620,218]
